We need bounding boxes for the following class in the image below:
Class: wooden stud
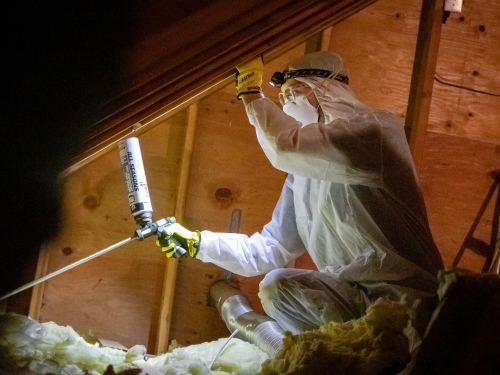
[174,104,198,222]
[405,0,445,170]
[155,103,198,354]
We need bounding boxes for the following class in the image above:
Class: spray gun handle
[166,239,188,258]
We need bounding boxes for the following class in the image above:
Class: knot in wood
[84,195,99,209]
[215,188,233,203]
[62,247,73,255]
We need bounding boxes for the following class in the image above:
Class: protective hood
[284,51,371,123]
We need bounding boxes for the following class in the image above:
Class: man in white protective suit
[157,51,444,334]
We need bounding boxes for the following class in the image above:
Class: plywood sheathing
[419,133,500,270]
[422,0,500,270]
[428,2,500,143]
[328,0,421,116]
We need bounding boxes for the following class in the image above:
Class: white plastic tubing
[210,281,284,358]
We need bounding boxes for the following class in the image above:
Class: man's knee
[259,268,289,300]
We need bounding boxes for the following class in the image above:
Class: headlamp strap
[271,69,349,86]
[285,69,348,84]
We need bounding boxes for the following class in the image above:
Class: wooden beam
[405,0,445,170]
[155,103,198,354]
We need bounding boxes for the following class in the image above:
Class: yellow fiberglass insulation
[259,298,411,375]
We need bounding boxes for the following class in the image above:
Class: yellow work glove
[156,223,201,258]
[235,55,264,99]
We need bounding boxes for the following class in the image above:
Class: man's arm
[241,92,265,106]
[197,175,307,276]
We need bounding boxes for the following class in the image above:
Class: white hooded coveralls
[196,52,444,334]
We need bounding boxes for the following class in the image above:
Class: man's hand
[156,223,200,258]
[235,55,264,99]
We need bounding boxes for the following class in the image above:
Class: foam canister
[118,137,153,226]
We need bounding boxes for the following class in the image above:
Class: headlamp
[270,72,286,86]
[270,69,349,87]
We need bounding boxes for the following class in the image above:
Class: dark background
[1,1,137,301]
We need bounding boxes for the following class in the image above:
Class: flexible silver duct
[210,281,285,358]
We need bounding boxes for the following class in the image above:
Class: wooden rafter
[405,0,445,170]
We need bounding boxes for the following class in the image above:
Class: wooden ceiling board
[326,0,422,118]
[325,0,499,274]
[417,0,500,273]
[419,132,500,271]
[427,4,500,144]
[428,84,500,141]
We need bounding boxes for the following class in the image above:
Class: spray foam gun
[0,137,185,301]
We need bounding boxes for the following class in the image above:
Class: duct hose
[210,280,285,358]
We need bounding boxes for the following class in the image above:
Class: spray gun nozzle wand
[0,236,136,301]
[0,216,178,302]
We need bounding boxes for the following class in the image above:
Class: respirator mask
[271,67,350,126]
[282,96,319,126]
[279,84,319,126]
